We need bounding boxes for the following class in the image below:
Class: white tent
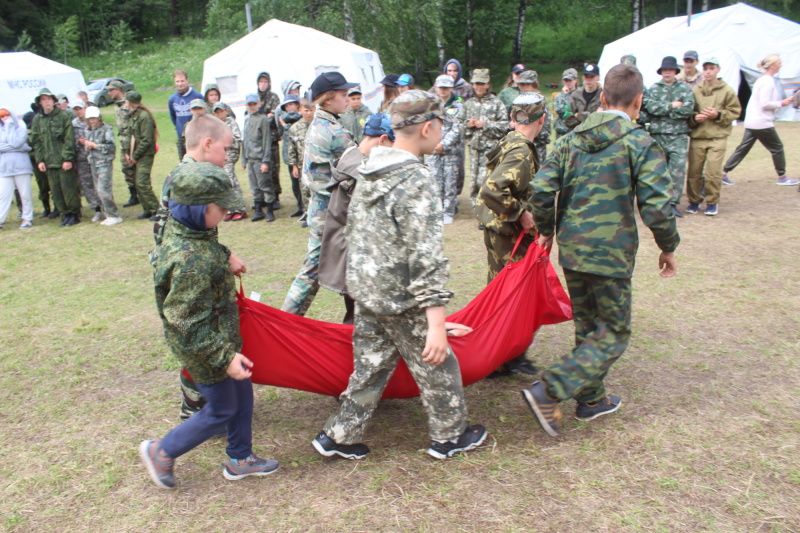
[202,19,385,127]
[0,52,87,118]
[598,3,800,121]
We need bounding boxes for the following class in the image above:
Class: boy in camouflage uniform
[312,90,487,461]
[340,87,373,144]
[84,106,122,226]
[104,80,138,208]
[641,56,695,217]
[212,102,246,220]
[522,64,680,437]
[278,95,303,217]
[140,114,279,488]
[286,101,314,224]
[428,74,465,224]
[256,72,283,207]
[554,68,579,139]
[514,70,552,164]
[563,63,603,132]
[462,69,509,213]
[242,93,274,222]
[71,101,103,221]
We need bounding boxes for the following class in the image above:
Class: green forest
[2,0,799,77]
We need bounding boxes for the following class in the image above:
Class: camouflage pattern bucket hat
[389,90,444,129]
[510,92,546,124]
[434,74,455,88]
[171,166,245,213]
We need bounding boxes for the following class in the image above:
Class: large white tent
[202,19,385,126]
[0,52,87,118]
[598,3,800,121]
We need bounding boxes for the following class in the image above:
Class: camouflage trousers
[132,153,159,214]
[542,269,632,404]
[483,230,534,284]
[323,305,468,444]
[120,151,136,189]
[456,150,466,195]
[270,143,282,196]
[31,153,50,207]
[89,160,120,217]
[224,159,243,195]
[75,158,100,209]
[687,137,727,205]
[428,152,460,217]
[468,148,490,206]
[179,369,205,420]
[281,192,328,315]
[652,133,689,205]
[45,167,81,215]
[246,160,276,206]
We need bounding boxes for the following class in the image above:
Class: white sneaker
[91,212,104,222]
[443,215,454,225]
[104,216,124,226]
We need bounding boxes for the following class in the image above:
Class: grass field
[1,106,799,532]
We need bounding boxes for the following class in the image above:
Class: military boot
[251,201,266,222]
[265,202,276,223]
[48,208,60,219]
[123,187,140,207]
[40,200,51,219]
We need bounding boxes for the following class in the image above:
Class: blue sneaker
[722,173,735,185]
[776,175,799,186]
[705,204,718,216]
[685,203,699,214]
[223,455,279,480]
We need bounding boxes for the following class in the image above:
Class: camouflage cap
[434,74,454,88]
[34,87,57,104]
[348,85,363,96]
[518,70,538,84]
[212,102,230,113]
[389,90,444,129]
[510,92,546,124]
[105,80,126,91]
[562,68,579,80]
[125,91,142,104]
[190,98,208,110]
[471,69,490,84]
[620,54,637,66]
[170,165,245,212]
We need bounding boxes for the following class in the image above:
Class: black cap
[309,72,358,99]
[511,63,526,74]
[657,56,681,75]
[380,73,400,87]
[583,63,600,77]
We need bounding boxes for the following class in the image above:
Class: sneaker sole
[777,182,800,186]
[223,464,279,481]
[311,438,368,460]
[521,388,559,437]
[427,430,488,460]
[705,211,718,216]
[138,440,175,490]
[574,398,622,421]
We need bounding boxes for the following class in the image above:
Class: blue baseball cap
[397,74,414,87]
[280,94,300,109]
[245,94,259,104]
[362,113,395,141]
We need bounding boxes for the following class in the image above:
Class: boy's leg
[246,162,264,205]
[134,154,159,214]
[654,133,689,206]
[703,138,727,206]
[270,143,282,196]
[722,129,757,175]
[0,177,14,224]
[281,193,327,315]
[542,270,632,405]
[76,159,101,209]
[15,174,34,222]
[323,307,401,444]
[46,168,66,215]
[254,161,276,207]
[456,150,466,195]
[468,148,487,207]
[221,377,254,460]
[289,169,304,211]
[442,155,459,217]
[686,139,707,205]
[94,161,120,217]
[31,155,50,212]
[59,168,81,216]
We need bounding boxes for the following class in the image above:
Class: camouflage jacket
[149,155,196,267]
[129,107,156,160]
[224,117,242,164]
[72,117,89,161]
[440,94,465,155]
[554,89,576,136]
[86,123,115,165]
[498,85,520,112]
[302,108,355,195]
[531,112,680,279]
[286,119,310,167]
[154,217,240,385]
[564,86,603,131]
[346,146,454,315]
[113,98,131,152]
[257,91,282,142]
[30,106,75,168]
[688,80,741,139]
[462,94,509,151]
[242,112,271,163]
[340,106,372,145]
[477,131,539,236]
[641,80,694,135]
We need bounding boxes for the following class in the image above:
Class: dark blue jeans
[160,377,254,460]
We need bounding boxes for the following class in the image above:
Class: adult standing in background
[678,51,702,88]
[563,63,603,132]
[722,54,798,187]
[168,70,203,161]
[125,91,160,219]
[105,80,138,207]
[443,59,476,101]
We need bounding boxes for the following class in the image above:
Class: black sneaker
[507,359,538,375]
[575,395,622,421]
[137,212,153,220]
[139,439,176,489]
[311,432,370,459]
[427,425,488,460]
[521,381,562,437]
[222,455,279,480]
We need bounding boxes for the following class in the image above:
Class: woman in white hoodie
[0,108,34,229]
[722,54,798,186]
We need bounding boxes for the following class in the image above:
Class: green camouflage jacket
[149,155,201,267]
[688,79,741,139]
[346,146,453,315]
[86,123,116,165]
[498,85,520,111]
[154,217,240,385]
[242,112,271,163]
[641,80,694,135]
[440,94,465,155]
[563,86,603,131]
[462,94,509,151]
[531,112,680,279]
[554,89,576,136]
[302,108,354,195]
[129,107,156,160]
[224,117,242,164]
[113,98,131,152]
[30,106,75,168]
[72,117,89,161]
[476,131,539,236]
[340,106,372,145]
[286,119,310,167]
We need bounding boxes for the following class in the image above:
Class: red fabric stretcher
[238,236,573,399]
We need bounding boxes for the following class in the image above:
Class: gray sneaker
[139,439,176,489]
[575,395,622,421]
[223,455,279,480]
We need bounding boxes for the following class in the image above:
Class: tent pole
[687,0,692,26]
[246,3,253,33]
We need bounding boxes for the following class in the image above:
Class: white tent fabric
[202,19,385,128]
[599,3,800,121]
[0,52,87,118]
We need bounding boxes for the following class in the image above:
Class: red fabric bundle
[238,237,572,399]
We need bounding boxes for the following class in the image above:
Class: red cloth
[238,238,572,399]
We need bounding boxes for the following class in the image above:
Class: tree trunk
[640,0,646,27]
[169,0,179,36]
[465,0,475,72]
[512,0,526,65]
[435,0,446,70]
[631,0,641,32]
[701,0,709,11]
[343,0,356,43]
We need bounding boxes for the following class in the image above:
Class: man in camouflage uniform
[462,69,509,213]
[340,87,373,144]
[104,80,138,207]
[554,68,579,139]
[256,71,283,207]
[29,87,81,226]
[563,63,603,132]
[428,74,465,224]
[677,50,702,88]
[641,56,695,217]
[522,64,679,437]
[514,70,552,164]
[312,90,487,461]
[70,101,102,221]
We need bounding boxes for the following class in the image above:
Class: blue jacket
[168,87,204,136]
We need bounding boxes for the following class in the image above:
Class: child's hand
[260,163,269,173]
[228,253,247,276]
[291,166,299,179]
[445,322,473,337]
[520,211,535,232]
[422,306,449,366]
[241,163,246,170]
[227,353,253,380]
[538,233,554,252]
[658,251,677,278]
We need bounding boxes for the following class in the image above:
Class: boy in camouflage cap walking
[428,74,465,224]
[312,90,487,460]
